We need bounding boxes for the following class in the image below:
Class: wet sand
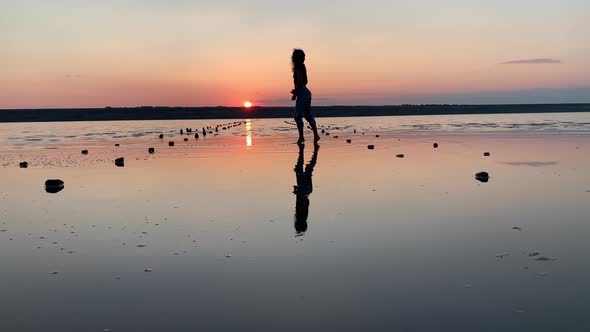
[1,113,590,331]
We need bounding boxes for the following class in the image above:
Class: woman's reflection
[293,143,319,235]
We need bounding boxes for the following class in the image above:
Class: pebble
[535,256,557,261]
[396,154,405,158]
[367,145,375,150]
[136,243,147,247]
[144,268,153,272]
[475,172,490,182]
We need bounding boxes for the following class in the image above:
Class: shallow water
[1,113,590,331]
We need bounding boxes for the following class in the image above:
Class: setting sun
[244,101,253,108]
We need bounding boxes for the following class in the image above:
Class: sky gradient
[1,0,589,108]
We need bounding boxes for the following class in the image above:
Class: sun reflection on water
[245,120,252,148]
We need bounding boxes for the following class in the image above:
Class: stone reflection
[293,143,319,235]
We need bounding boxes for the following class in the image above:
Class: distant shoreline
[0,103,589,123]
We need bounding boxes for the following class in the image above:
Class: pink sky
[1,0,589,108]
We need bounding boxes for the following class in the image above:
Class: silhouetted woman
[293,143,319,235]
[291,49,320,145]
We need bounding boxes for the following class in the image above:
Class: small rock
[45,179,64,193]
[367,145,375,150]
[475,172,489,183]
[495,253,510,258]
[168,141,174,146]
[528,251,541,257]
[148,148,155,154]
[512,226,522,231]
[136,243,147,247]
[159,133,164,139]
[396,154,405,158]
[115,157,124,167]
[81,150,88,155]
[19,161,28,168]
[144,268,153,272]
[484,152,491,156]
[115,144,120,147]
[535,256,557,261]
[184,138,188,142]
[225,254,232,258]
[376,135,380,138]
[194,133,199,139]
[433,143,438,148]
[346,139,351,143]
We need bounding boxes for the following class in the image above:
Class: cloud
[499,58,561,64]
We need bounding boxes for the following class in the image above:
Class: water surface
[1,113,589,331]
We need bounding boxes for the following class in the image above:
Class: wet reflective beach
[1,113,590,331]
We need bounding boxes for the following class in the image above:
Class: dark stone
[433,143,439,148]
[321,129,325,134]
[148,148,155,154]
[81,150,88,155]
[396,154,405,158]
[354,129,357,133]
[184,138,188,142]
[169,141,175,146]
[376,135,380,138]
[484,152,491,156]
[180,129,184,134]
[159,134,164,139]
[19,162,28,168]
[194,133,199,139]
[45,179,63,187]
[333,135,339,139]
[367,145,375,150]
[475,172,489,182]
[115,144,120,147]
[115,157,124,167]
[45,179,64,193]
[346,139,352,143]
